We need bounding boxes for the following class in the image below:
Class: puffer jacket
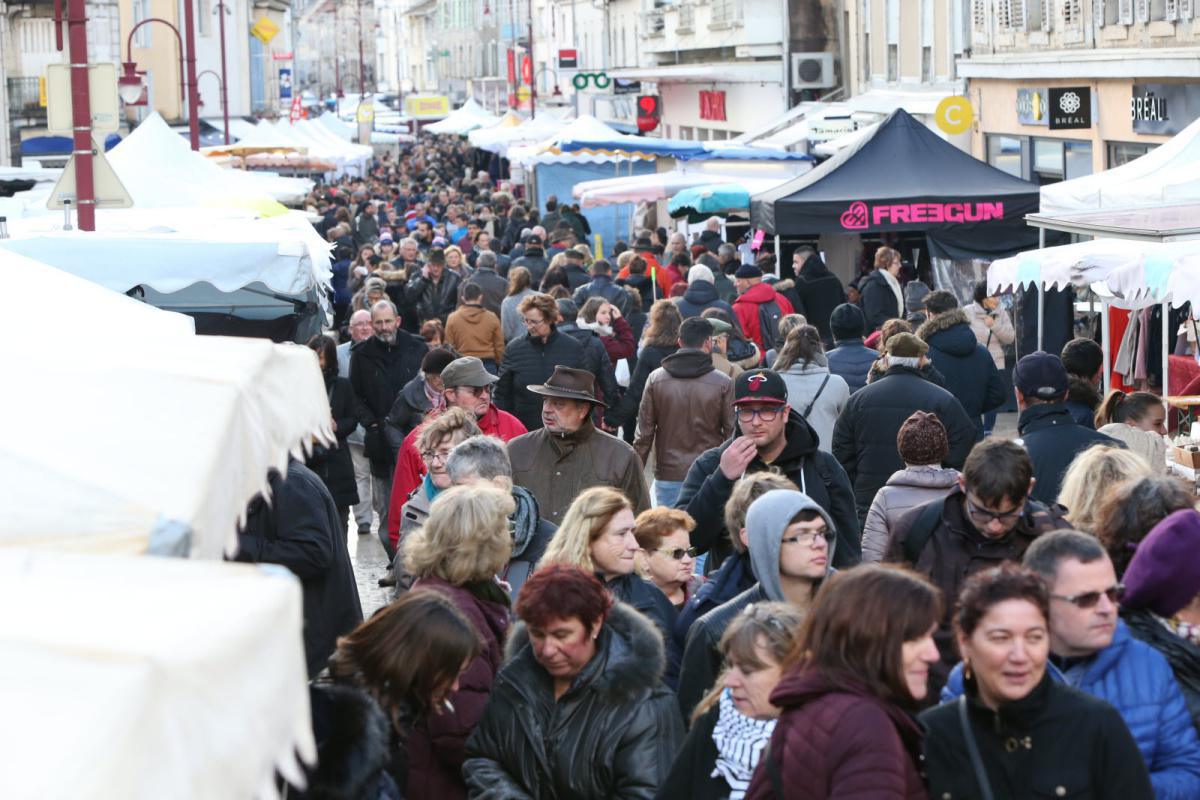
[861,465,960,563]
[826,338,877,394]
[794,254,847,346]
[917,309,1006,439]
[573,274,633,318]
[674,279,735,322]
[832,365,976,529]
[940,622,1200,800]
[962,301,1015,368]
[406,268,462,324]
[778,360,850,453]
[445,303,505,364]
[733,281,795,351]
[463,602,684,799]
[745,669,927,800]
[407,576,510,800]
[1122,607,1200,733]
[494,328,588,431]
[634,349,735,482]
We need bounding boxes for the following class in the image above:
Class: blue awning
[21,134,122,155]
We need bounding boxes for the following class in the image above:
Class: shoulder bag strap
[801,373,832,418]
[957,695,995,800]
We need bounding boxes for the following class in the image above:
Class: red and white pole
[65,0,95,230]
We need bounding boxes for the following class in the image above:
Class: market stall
[425,98,500,135]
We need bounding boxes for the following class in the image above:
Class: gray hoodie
[745,489,838,602]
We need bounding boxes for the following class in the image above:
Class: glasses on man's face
[735,405,787,424]
[1051,583,1124,609]
[522,316,547,328]
[421,449,453,465]
[656,546,697,560]
[456,385,491,398]
[964,496,1024,526]
[781,528,834,547]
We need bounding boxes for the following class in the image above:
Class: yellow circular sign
[516,86,532,102]
[935,96,974,136]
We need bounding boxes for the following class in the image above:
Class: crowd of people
[234,138,1200,799]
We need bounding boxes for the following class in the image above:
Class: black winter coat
[918,309,1007,439]
[678,411,860,569]
[509,250,550,287]
[832,365,976,528]
[604,572,679,683]
[795,253,847,346]
[607,343,678,428]
[562,263,591,291]
[236,461,363,678]
[618,273,658,312]
[385,375,433,451]
[859,269,901,332]
[698,229,723,254]
[350,333,430,472]
[465,266,508,319]
[671,551,756,666]
[297,683,405,800]
[406,268,462,324]
[674,280,735,322]
[1122,607,1200,732]
[1018,403,1122,505]
[495,328,588,431]
[677,585,767,720]
[573,274,633,318]
[921,672,1154,800]
[558,322,621,408]
[463,602,685,799]
[655,703,728,800]
[307,376,360,509]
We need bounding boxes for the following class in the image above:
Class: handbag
[957,695,995,800]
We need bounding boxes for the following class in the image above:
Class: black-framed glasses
[735,405,787,423]
[781,528,834,547]
[964,495,1024,525]
[522,316,547,327]
[1051,583,1124,609]
[656,546,698,560]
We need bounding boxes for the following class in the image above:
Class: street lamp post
[214,0,231,144]
[120,14,201,150]
[66,0,96,231]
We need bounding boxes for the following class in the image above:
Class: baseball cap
[1014,351,1069,400]
[734,369,788,406]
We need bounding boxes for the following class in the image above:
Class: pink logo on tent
[839,201,869,230]
[838,201,1006,229]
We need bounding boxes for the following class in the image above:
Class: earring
[963,661,972,681]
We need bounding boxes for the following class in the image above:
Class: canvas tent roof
[750,109,1041,260]
[425,98,499,135]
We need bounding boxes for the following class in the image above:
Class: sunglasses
[656,546,698,560]
[1050,583,1124,609]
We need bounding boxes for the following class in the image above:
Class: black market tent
[749,109,1041,260]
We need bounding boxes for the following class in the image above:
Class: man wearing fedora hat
[507,365,650,525]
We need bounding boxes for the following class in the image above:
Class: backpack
[758,298,785,351]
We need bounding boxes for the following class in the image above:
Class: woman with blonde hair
[860,245,904,332]
[1058,445,1154,532]
[443,244,468,278]
[658,603,804,800]
[541,486,677,641]
[403,484,515,800]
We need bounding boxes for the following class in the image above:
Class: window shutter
[1119,0,1134,23]
[1135,0,1150,21]
[972,0,990,41]
[1041,0,1054,28]
[997,0,1012,26]
[1181,0,1193,18]
[1165,0,1179,18]
[1011,0,1028,27]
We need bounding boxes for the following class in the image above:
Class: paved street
[347,521,392,617]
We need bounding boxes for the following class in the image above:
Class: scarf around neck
[711,688,776,800]
[880,268,905,317]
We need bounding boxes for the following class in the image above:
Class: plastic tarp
[425,98,499,135]
[0,549,314,800]
[669,184,755,219]
[750,109,1041,260]
[0,251,333,558]
[1040,115,1200,216]
[574,159,810,208]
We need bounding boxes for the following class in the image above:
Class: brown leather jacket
[633,349,735,482]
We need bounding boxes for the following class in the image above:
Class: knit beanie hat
[1122,509,1200,618]
[830,303,866,340]
[896,411,949,466]
[688,265,715,284]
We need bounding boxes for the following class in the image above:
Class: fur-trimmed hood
[916,307,969,340]
[917,308,977,357]
[503,600,665,701]
[302,683,400,799]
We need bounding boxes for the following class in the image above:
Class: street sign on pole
[47,141,132,210]
[46,63,120,134]
[251,16,279,44]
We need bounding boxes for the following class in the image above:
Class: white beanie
[688,265,715,284]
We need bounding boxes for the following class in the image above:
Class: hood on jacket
[456,303,490,322]
[503,600,665,700]
[735,281,781,306]
[885,464,961,489]
[745,489,837,603]
[661,348,716,379]
[682,279,719,305]
[797,253,833,280]
[780,359,831,377]
[770,667,922,744]
[305,683,396,799]
[917,309,978,357]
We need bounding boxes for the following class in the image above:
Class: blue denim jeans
[654,480,684,509]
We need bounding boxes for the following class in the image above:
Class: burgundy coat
[406,576,510,800]
[745,668,928,800]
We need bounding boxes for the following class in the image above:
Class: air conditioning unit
[791,52,836,89]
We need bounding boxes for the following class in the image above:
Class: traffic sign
[251,16,279,44]
[45,63,120,134]
[47,141,133,210]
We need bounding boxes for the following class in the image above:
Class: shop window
[921,46,932,82]
[1107,140,1158,167]
[1064,140,1093,179]
[887,45,898,81]
[1032,138,1064,184]
[679,125,694,139]
[987,134,1024,178]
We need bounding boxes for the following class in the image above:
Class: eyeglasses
[522,316,547,327]
[781,528,834,547]
[454,385,491,398]
[656,546,698,560]
[420,450,453,464]
[735,405,787,423]
[1050,583,1124,609]
[964,496,1024,526]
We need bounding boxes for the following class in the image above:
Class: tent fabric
[425,98,499,135]
[21,134,121,155]
[686,146,812,162]
[669,183,753,220]
[573,161,810,209]
[0,253,333,559]
[509,116,636,166]
[468,114,569,156]
[0,549,314,800]
[1040,115,1200,216]
[535,160,657,252]
[749,109,1040,260]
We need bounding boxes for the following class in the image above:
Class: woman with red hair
[464,564,683,798]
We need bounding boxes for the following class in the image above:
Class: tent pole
[774,235,781,278]
[1101,300,1111,398]
[1163,300,1171,404]
[1037,227,1045,351]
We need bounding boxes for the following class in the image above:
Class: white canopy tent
[574,158,811,208]
[468,113,569,156]
[0,549,314,800]
[507,116,630,166]
[0,251,333,558]
[425,98,500,135]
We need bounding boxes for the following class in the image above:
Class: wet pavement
[347,519,392,617]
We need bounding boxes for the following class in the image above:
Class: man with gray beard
[349,300,429,550]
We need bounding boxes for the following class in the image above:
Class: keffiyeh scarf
[711,688,776,800]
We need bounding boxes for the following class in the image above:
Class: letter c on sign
[935,96,974,136]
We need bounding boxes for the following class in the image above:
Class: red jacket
[745,668,928,800]
[387,404,527,545]
[733,281,795,352]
